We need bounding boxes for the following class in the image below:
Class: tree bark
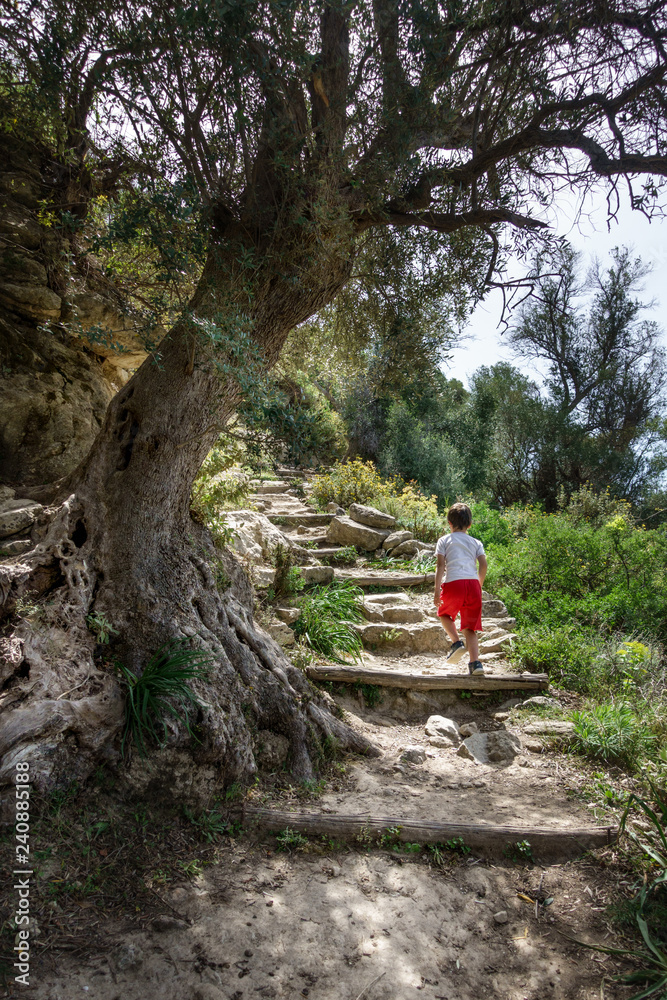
[0,234,379,812]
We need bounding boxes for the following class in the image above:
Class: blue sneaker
[446,640,466,664]
[468,660,484,676]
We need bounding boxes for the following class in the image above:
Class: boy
[433,502,487,676]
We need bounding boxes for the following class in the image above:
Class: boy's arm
[477,553,488,586]
[434,553,446,606]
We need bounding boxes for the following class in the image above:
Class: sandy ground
[30,840,629,1000]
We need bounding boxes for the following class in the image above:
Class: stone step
[306,663,548,691]
[268,513,332,527]
[334,569,436,587]
[250,481,292,494]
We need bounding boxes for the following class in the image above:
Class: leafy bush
[311,459,444,540]
[117,642,212,756]
[293,582,365,662]
[190,435,251,546]
[379,402,466,502]
[572,703,658,768]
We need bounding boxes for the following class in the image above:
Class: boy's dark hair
[447,502,472,530]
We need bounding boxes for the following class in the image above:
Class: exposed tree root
[0,498,379,818]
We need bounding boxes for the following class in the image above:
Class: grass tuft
[293,582,365,662]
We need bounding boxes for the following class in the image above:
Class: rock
[525,740,544,753]
[255,730,290,770]
[253,566,276,588]
[0,538,31,556]
[429,736,456,748]
[481,596,509,617]
[493,910,509,924]
[70,290,148,369]
[425,715,460,744]
[151,914,188,931]
[364,593,412,606]
[382,530,413,550]
[497,698,523,711]
[459,723,479,737]
[348,503,396,529]
[266,623,295,647]
[301,565,334,584]
[523,720,575,738]
[326,515,390,551]
[380,606,424,624]
[478,633,516,655]
[390,540,420,557]
[0,499,43,538]
[334,569,436,587]
[518,696,561,709]
[202,967,224,986]
[483,617,517,631]
[457,731,521,764]
[400,745,427,764]
[0,487,15,503]
[493,712,510,722]
[326,502,345,514]
[0,204,42,248]
[355,621,448,654]
[275,606,301,625]
[0,281,61,322]
[225,510,313,565]
[254,481,291,494]
[115,942,144,971]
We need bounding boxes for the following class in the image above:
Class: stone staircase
[243,472,546,695]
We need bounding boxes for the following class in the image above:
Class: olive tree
[2,0,667,795]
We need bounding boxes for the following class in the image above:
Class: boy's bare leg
[462,629,479,660]
[439,616,460,644]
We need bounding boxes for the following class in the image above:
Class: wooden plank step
[235,806,617,859]
[306,664,548,691]
[335,569,436,587]
[269,513,332,527]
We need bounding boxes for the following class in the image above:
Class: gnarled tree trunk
[0,239,378,813]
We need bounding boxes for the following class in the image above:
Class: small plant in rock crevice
[86,612,118,644]
[116,641,213,756]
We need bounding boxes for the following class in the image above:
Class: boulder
[481,595,509,617]
[265,623,296,647]
[364,593,412,606]
[326,502,345,514]
[478,634,516,655]
[0,282,61,322]
[382,530,413,550]
[275,606,301,625]
[301,565,334,585]
[348,503,396,530]
[326,515,390,551]
[400,745,427,764]
[429,736,456,748]
[356,621,448,654]
[459,722,479,737]
[0,499,43,538]
[225,510,313,565]
[390,540,419,557]
[425,716,460,744]
[456,730,521,764]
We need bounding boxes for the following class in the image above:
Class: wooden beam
[306,664,548,690]
[235,806,617,859]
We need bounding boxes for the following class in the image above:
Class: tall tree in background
[2,0,667,792]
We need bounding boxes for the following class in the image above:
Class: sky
[444,190,667,388]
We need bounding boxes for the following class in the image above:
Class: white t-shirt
[435,532,485,583]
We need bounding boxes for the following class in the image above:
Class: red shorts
[438,579,482,632]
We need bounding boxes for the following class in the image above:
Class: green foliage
[116,642,212,756]
[190,436,251,547]
[443,836,471,856]
[572,704,658,768]
[275,827,309,852]
[183,805,229,842]
[321,546,358,567]
[311,459,444,541]
[293,583,364,663]
[271,543,306,598]
[379,402,466,503]
[504,840,534,863]
[85,612,118,645]
[352,682,382,708]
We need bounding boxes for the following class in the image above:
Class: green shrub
[116,641,212,756]
[310,459,444,541]
[572,703,658,768]
[293,582,364,662]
